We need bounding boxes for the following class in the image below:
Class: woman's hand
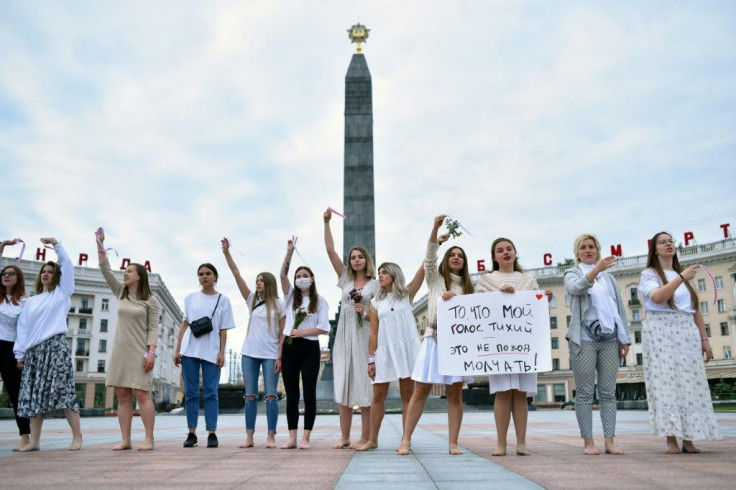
[500,285,515,293]
[619,343,630,359]
[216,352,224,369]
[324,209,332,223]
[442,291,457,301]
[287,236,297,254]
[16,359,24,370]
[354,303,365,315]
[40,237,58,246]
[681,265,700,281]
[433,214,447,230]
[702,341,713,363]
[274,359,281,373]
[595,256,617,273]
[437,233,450,245]
[221,237,230,254]
[545,289,553,300]
[143,353,155,372]
[173,352,182,367]
[367,363,375,380]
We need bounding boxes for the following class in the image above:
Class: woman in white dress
[638,231,720,454]
[356,262,424,451]
[323,209,378,449]
[475,237,550,456]
[398,215,474,456]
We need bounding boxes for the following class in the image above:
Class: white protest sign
[437,290,552,376]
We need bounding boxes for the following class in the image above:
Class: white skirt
[412,337,474,385]
[642,311,721,440]
[488,373,537,396]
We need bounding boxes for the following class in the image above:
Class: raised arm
[221,238,251,301]
[280,237,296,296]
[0,239,16,256]
[42,238,74,296]
[407,262,426,303]
[323,209,344,277]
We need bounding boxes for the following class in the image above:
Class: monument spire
[343,23,376,263]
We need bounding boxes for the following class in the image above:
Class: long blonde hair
[375,262,408,300]
[248,272,281,335]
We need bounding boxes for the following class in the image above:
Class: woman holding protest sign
[356,261,424,452]
[474,237,549,456]
[564,233,630,455]
[397,215,474,456]
[323,208,378,449]
[638,231,720,454]
[174,262,236,449]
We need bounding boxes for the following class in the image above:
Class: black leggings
[281,338,320,430]
[0,340,30,435]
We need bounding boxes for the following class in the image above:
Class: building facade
[1,255,183,410]
[413,238,736,406]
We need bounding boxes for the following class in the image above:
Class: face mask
[295,277,312,291]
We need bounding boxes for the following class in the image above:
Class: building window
[551,337,559,349]
[553,383,565,402]
[550,317,558,329]
[705,324,711,337]
[99,339,107,353]
[549,296,557,308]
[697,279,706,292]
[94,384,106,408]
[97,360,106,373]
[566,315,571,328]
[76,338,86,355]
[634,331,642,343]
[701,302,709,315]
[76,360,84,372]
[715,276,723,290]
[636,353,643,365]
[721,322,729,336]
[717,299,726,313]
[552,358,560,370]
[565,294,571,307]
[629,287,638,302]
[100,319,108,332]
[81,297,89,310]
[101,299,109,311]
[725,346,733,360]
[536,385,547,403]
[79,318,87,330]
[632,309,641,322]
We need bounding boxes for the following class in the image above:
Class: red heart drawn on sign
[536,294,543,300]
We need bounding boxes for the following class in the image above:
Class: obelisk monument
[343,23,375,262]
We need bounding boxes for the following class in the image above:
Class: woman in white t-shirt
[279,237,330,449]
[638,232,720,454]
[174,263,236,449]
[222,239,285,449]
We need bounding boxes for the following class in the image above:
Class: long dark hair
[439,246,474,294]
[490,237,524,272]
[121,263,152,301]
[0,265,26,305]
[292,266,318,314]
[34,261,61,294]
[645,232,698,311]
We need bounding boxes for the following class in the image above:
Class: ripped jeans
[242,355,279,432]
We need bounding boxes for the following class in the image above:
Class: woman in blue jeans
[174,263,235,448]
[222,238,285,448]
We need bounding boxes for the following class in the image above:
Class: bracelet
[701,338,709,343]
[144,351,157,358]
[678,272,685,281]
[368,354,375,365]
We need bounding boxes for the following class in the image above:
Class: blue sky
[1,1,735,353]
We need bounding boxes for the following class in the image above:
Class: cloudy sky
[2,1,734,358]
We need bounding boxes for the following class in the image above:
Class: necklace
[387,294,396,311]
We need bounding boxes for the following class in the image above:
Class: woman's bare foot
[18,444,40,452]
[299,438,311,449]
[14,435,30,452]
[356,440,378,451]
[265,433,277,449]
[396,440,411,455]
[666,437,681,454]
[281,440,297,449]
[492,444,507,456]
[682,440,701,454]
[238,437,255,449]
[583,439,599,455]
[604,439,624,455]
[516,444,530,456]
[449,444,463,455]
[112,441,132,451]
[138,439,155,451]
[349,438,367,449]
[69,435,83,451]
[333,439,351,449]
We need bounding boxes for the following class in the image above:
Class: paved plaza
[1,409,735,489]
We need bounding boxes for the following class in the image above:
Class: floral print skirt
[642,311,720,440]
[18,334,79,418]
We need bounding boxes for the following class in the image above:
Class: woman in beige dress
[98,231,160,451]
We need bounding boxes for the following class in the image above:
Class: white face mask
[295,277,312,291]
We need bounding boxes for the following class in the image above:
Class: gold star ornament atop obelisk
[348,23,370,53]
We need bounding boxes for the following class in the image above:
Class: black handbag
[189,294,221,338]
